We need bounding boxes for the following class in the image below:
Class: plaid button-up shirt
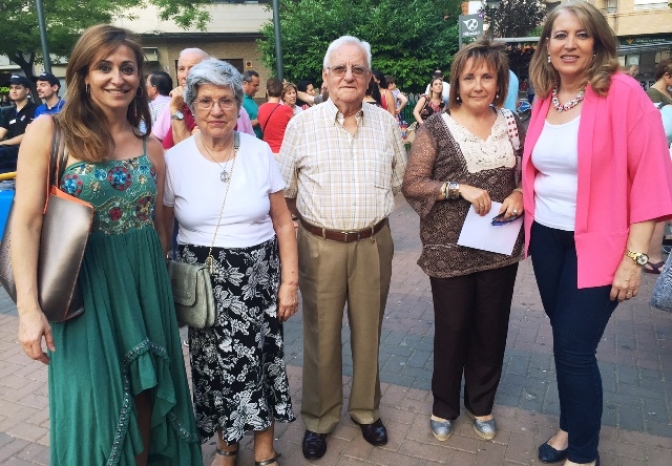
[279,100,407,231]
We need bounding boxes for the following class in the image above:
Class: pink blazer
[522,73,672,288]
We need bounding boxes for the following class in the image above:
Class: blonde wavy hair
[529,2,619,99]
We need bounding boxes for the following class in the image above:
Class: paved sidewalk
[1,196,672,465]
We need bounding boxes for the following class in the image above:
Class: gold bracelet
[513,188,523,195]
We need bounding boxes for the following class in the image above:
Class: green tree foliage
[0,0,210,82]
[485,0,546,38]
[259,0,463,93]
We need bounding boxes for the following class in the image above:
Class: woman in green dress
[12,25,203,465]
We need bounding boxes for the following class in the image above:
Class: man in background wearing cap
[424,69,450,106]
[0,75,36,173]
[34,72,65,117]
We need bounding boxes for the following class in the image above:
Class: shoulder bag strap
[49,117,66,187]
[42,117,65,214]
[261,104,281,133]
[500,108,520,151]
[205,132,240,274]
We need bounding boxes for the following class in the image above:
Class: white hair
[184,59,244,111]
[322,36,372,70]
[178,48,209,63]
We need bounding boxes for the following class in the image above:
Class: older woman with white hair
[163,59,298,466]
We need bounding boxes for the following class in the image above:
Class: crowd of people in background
[5,2,672,466]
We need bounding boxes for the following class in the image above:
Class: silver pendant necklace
[201,136,236,182]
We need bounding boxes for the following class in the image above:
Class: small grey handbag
[169,132,239,329]
[650,254,672,313]
[169,260,216,328]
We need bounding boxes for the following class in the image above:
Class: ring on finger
[513,209,518,214]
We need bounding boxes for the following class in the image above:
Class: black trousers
[430,263,518,420]
[0,145,19,174]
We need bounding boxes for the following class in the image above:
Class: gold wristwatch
[624,250,649,266]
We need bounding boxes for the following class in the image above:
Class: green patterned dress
[48,148,203,465]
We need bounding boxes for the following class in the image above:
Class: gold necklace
[201,135,236,183]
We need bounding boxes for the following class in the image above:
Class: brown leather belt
[300,218,387,243]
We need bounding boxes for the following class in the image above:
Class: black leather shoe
[538,440,568,464]
[302,430,327,460]
[352,418,388,446]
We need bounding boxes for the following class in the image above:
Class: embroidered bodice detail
[442,112,516,174]
[60,154,157,235]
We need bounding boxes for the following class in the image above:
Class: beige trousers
[298,222,394,434]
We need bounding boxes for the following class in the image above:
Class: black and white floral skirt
[177,236,295,444]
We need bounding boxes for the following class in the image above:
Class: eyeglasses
[194,98,238,111]
[327,65,369,78]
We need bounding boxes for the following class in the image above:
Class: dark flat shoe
[351,418,388,446]
[644,261,665,274]
[302,430,327,460]
[538,440,568,463]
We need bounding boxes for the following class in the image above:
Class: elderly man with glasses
[279,35,407,461]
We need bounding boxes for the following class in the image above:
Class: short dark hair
[654,58,672,82]
[297,80,313,93]
[267,78,283,97]
[384,75,396,85]
[148,71,172,96]
[242,70,259,83]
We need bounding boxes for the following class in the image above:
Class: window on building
[634,0,669,11]
[606,0,617,14]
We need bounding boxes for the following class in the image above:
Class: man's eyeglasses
[194,98,238,111]
[327,65,369,78]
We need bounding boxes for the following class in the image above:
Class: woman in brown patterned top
[402,40,525,443]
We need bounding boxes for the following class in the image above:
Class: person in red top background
[258,78,294,159]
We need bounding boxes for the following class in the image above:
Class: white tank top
[531,116,580,231]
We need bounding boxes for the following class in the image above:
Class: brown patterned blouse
[402,109,525,278]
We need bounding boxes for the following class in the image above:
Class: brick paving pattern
[1,196,671,464]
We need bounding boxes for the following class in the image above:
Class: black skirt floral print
[177,236,295,444]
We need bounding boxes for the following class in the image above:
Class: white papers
[457,201,523,256]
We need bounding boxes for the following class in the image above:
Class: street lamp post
[485,0,501,39]
[35,0,51,73]
[272,0,284,80]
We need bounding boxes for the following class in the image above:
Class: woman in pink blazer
[523,3,672,466]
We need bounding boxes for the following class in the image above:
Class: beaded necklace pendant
[551,85,585,112]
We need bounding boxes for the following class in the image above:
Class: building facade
[113,1,273,95]
[592,0,671,87]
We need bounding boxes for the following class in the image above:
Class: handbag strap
[500,108,520,151]
[205,131,240,274]
[260,104,281,133]
[42,117,66,215]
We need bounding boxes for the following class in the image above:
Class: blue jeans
[530,222,617,463]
